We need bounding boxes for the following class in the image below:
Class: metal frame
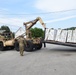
[43,40,76,47]
[43,28,76,47]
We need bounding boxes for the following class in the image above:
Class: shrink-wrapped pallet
[44,28,50,40]
[55,29,62,41]
[55,29,67,42]
[67,30,73,42]
[59,30,67,42]
[72,29,76,43]
[48,28,57,40]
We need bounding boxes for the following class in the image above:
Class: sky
[0,0,76,32]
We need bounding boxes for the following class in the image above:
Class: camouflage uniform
[18,36,25,56]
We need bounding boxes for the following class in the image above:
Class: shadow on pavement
[50,47,76,52]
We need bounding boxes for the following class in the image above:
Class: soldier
[18,35,25,56]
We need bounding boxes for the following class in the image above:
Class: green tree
[30,27,44,38]
[65,27,76,30]
[0,25,10,32]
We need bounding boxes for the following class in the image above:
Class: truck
[0,17,46,51]
[2,17,75,51]
[0,30,15,50]
[23,17,46,52]
[23,17,76,51]
[15,17,46,52]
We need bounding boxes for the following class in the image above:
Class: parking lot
[0,44,76,75]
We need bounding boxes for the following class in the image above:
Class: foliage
[65,27,76,30]
[0,25,15,38]
[0,25,10,32]
[30,27,44,38]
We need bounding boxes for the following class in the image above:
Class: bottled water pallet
[44,28,76,47]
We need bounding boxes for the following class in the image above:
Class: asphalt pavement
[0,44,76,75]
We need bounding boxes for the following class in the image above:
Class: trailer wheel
[35,43,42,50]
[0,42,4,51]
[25,40,33,52]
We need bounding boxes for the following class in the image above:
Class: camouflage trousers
[19,45,24,56]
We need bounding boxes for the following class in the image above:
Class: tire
[0,42,4,51]
[10,46,14,50]
[14,41,19,51]
[5,46,14,50]
[25,40,33,52]
[35,43,42,50]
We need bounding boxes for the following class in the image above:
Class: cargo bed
[43,28,76,48]
[43,40,76,47]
